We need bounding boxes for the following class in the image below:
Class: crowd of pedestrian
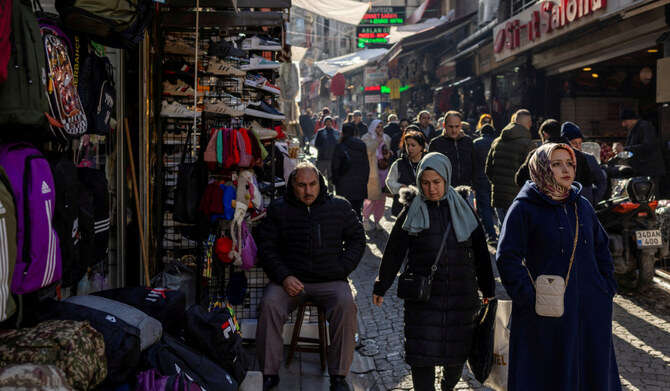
[254,104,663,391]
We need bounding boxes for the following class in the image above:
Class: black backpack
[185,305,248,384]
[78,50,115,135]
[174,127,200,224]
[77,167,109,266]
[55,0,154,49]
[45,152,87,288]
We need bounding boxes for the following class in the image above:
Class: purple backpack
[137,368,204,391]
[0,142,61,294]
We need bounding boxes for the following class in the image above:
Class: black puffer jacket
[625,120,666,177]
[332,136,370,201]
[257,170,366,284]
[374,187,496,366]
[429,132,476,186]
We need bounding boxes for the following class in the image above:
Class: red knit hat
[215,237,234,263]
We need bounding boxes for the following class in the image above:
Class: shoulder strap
[428,222,451,283]
[180,126,194,165]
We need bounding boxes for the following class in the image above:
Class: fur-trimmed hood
[399,185,472,206]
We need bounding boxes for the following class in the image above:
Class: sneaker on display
[163,59,196,78]
[205,98,245,116]
[241,35,282,51]
[244,74,281,94]
[208,38,247,58]
[163,131,189,144]
[164,36,196,56]
[162,80,196,96]
[244,101,286,120]
[249,120,278,140]
[206,58,246,77]
[160,100,201,118]
[240,56,280,71]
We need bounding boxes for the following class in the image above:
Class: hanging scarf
[402,152,479,241]
[529,143,576,201]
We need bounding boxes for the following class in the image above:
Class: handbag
[174,126,200,224]
[397,223,451,302]
[528,205,579,317]
[468,298,498,383]
[377,157,389,170]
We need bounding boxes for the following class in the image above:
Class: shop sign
[436,62,456,84]
[365,94,381,103]
[356,26,392,48]
[360,7,405,25]
[358,6,405,48]
[493,0,611,62]
[364,65,388,86]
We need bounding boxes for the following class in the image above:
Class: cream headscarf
[529,143,576,201]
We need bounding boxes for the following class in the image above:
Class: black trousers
[349,199,364,221]
[411,364,463,391]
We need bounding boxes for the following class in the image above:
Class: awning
[315,48,388,77]
[378,12,475,66]
[386,16,452,44]
[406,0,439,25]
[291,0,370,25]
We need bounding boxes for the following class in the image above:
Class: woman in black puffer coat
[372,152,496,391]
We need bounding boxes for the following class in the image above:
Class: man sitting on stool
[256,162,366,391]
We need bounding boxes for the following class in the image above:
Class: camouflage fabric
[0,320,107,390]
[0,363,73,390]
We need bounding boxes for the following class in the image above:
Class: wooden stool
[285,301,328,372]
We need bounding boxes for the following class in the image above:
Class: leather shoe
[262,375,279,391]
[330,376,351,391]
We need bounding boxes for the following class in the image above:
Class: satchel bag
[397,223,451,302]
[468,298,498,383]
[528,205,579,317]
[174,127,200,224]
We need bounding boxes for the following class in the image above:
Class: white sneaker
[160,100,201,118]
[241,35,282,51]
[240,56,280,71]
[164,36,195,56]
[206,58,246,77]
[244,74,281,94]
[162,80,195,96]
[205,98,245,116]
[249,120,278,140]
[375,221,384,231]
[363,220,374,232]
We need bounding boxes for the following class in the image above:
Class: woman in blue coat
[497,143,621,391]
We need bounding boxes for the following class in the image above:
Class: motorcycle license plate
[635,230,663,248]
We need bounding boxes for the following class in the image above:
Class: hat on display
[560,122,584,141]
[619,108,637,121]
[214,237,234,263]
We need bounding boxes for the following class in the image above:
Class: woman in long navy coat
[497,143,621,390]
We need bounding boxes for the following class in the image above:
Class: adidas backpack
[0,142,62,294]
[0,166,16,322]
[77,167,109,266]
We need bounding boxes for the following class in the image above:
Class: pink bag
[239,221,257,271]
[236,129,253,168]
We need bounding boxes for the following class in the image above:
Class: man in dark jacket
[514,119,594,197]
[561,122,608,205]
[256,163,365,391]
[428,111,476,187]
[314,116,340,191]
[332,123,370,219]
[352,110,368,138]
[413,110,440,142]
[485,109,535,224]
[299,109,315,153]
[384,114,403,155]
[473,124,498,242]
[620,108,665,198]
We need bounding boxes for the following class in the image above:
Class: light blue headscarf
[402,152,479,242]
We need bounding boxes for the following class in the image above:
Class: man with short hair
[256,163,365,391]
[620,108,665,197]
[315,117,340,191]
[561,122,607,204]
[428,111,476,186]
[384,114,402,155]
[485,109,535,224]
[352,110,368,138]
[413,110,440,142]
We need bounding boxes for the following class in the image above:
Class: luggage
[0,363,73,390]
[0,165,16,322]
[144,333,238,391]
[0,142,62,294]
[137,368,205,391]
[0,319,107,390]
[0,0,51,139]
[77,167,110,266]
[55,0,154,49]
[40,299,141,384]
[38,15,88,139]
[65,294,162,351]
[91,286,186,335]
[185,305,248,384]
[0,0,10,84]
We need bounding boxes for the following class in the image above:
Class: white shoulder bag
[527,206,579,317]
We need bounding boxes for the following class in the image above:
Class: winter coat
[485,122,535,209]
[514,137,594,193]
[362,132,391,200]
[473,133,494,184]
[386,152,421,216]
[299,114,315,139]
[314,127,340,162]
[413,122,440,142]
[429,131,476,186]
[625,120,666,177]
[384,122,403,154]
[585,152,607,204]
[496,181,621,391]
[373,187,496,367]
[355,122,369,138]
[332,136,370,202]
[257,170,366,284]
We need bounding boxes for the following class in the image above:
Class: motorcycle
[595,151,665,289]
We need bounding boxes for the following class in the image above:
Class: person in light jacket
[361,119,391,231]
[496,143,621,391]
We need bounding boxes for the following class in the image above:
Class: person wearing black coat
[384,114,403,155]
[256,163,366,391]
[515,119,593,190]
[373,153,496,391]
[332,123,370,219]
[428,111,477,187]
[414,110,441,142]
[473,124,498,242]
[386,127,426,216]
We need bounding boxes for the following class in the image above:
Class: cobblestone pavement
[348,204,670,391]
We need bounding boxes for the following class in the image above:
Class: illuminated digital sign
[357,6,405,48]
[360,7,405,25]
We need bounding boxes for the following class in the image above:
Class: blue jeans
[496,207,509,227]
[474,180,497,240]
